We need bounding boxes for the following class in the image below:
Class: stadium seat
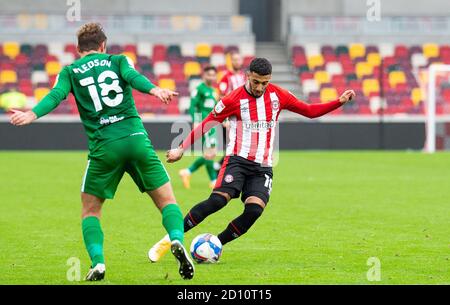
[301,79,319,96]
[335,45,349,56]
[153,45,167,62]
[394,45,409,59]
[0,70,17,84]
[349,43,365,59]
[411,53,427,68]
[355,62,373,79]
[184,61,201,77]
[210,53,226,67]
[314,71,330,85]
[158,78,176,91]
[34,87,50,101]
[379,43,394,57]
[423,43,439,58]
[137,42,153,57]
[320,88,338,101]
[31,71,49,84]
[196,43,211,58]
[45,61,61,76]
[411,87,423,105]
[389,71,406,88]
[307,55,324,70]
[366,53,381,67]
[181,42,196,57]
[325,62,343,76]
[153,61,171,76]
[305,43,321,57]
[3,42,20,59]
[362,79,380,97]
[64,44,77,56]
[59,53,75,66]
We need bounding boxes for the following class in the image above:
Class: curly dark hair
[249,57,272,76]
[77,22,107,52]
[203,65,217,73]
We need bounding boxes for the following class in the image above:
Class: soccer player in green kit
[9,23,194,281]
[179,66,220,189]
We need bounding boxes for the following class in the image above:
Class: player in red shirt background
[219,51,247,97]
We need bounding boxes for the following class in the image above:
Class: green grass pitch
[0,151,449,284]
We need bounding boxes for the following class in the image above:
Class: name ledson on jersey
[73,59,112,74]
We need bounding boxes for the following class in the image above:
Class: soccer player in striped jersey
[218,51,246,97]
[148,58,355,262]
[9,23,194,281]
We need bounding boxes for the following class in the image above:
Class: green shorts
[203,127,217,149]
[81,135,170,199]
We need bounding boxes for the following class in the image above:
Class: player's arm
[189,88,202,126]
[119,55,177,104]
[283,89,355,118]
[10,67,71,126]
[166,99,233,163]
[218,74,229,98]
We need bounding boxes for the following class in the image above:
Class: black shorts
[214,155,273,204]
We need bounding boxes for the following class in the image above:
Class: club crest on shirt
[271,99,280,110]
[224,174,234,183]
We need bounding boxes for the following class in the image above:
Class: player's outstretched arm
[10,67,71,126]
[119,55,178,104]
[284,89,355,118]
[166,112,222,163]
[9,109,37,126]
[150,87,179,105]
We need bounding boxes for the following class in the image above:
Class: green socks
[162,204,184,244]
[188,157,217,182]
[82,216,104,267]
[188,157,206,173]
[205,159,217,181]
[81,206,184,268]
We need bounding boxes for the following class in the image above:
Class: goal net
[424,64,450,153]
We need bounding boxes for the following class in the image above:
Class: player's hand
[9,109,37,126]
[339,90,356,104]
[166,146,184,163]
[150,87,179,104]
[222,120,230,129]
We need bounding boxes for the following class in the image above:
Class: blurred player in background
[179,66,220,189]
[215,51,247,172]
[148,58,355,262]
[9,22,194,281]
[219,51,246,97]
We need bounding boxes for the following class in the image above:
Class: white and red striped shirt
[219,70,246,96]
[182,83,342,167]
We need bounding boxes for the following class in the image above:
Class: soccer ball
[190,233,223,263]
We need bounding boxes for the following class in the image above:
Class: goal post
[425,64,450,153]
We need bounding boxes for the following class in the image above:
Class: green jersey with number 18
[32,53,156,152]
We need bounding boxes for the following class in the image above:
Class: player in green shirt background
[9,22,194,281]
[179,66,220,189]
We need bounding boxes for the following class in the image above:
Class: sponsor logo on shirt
[244,120,275,131]
[99,115,125,125]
